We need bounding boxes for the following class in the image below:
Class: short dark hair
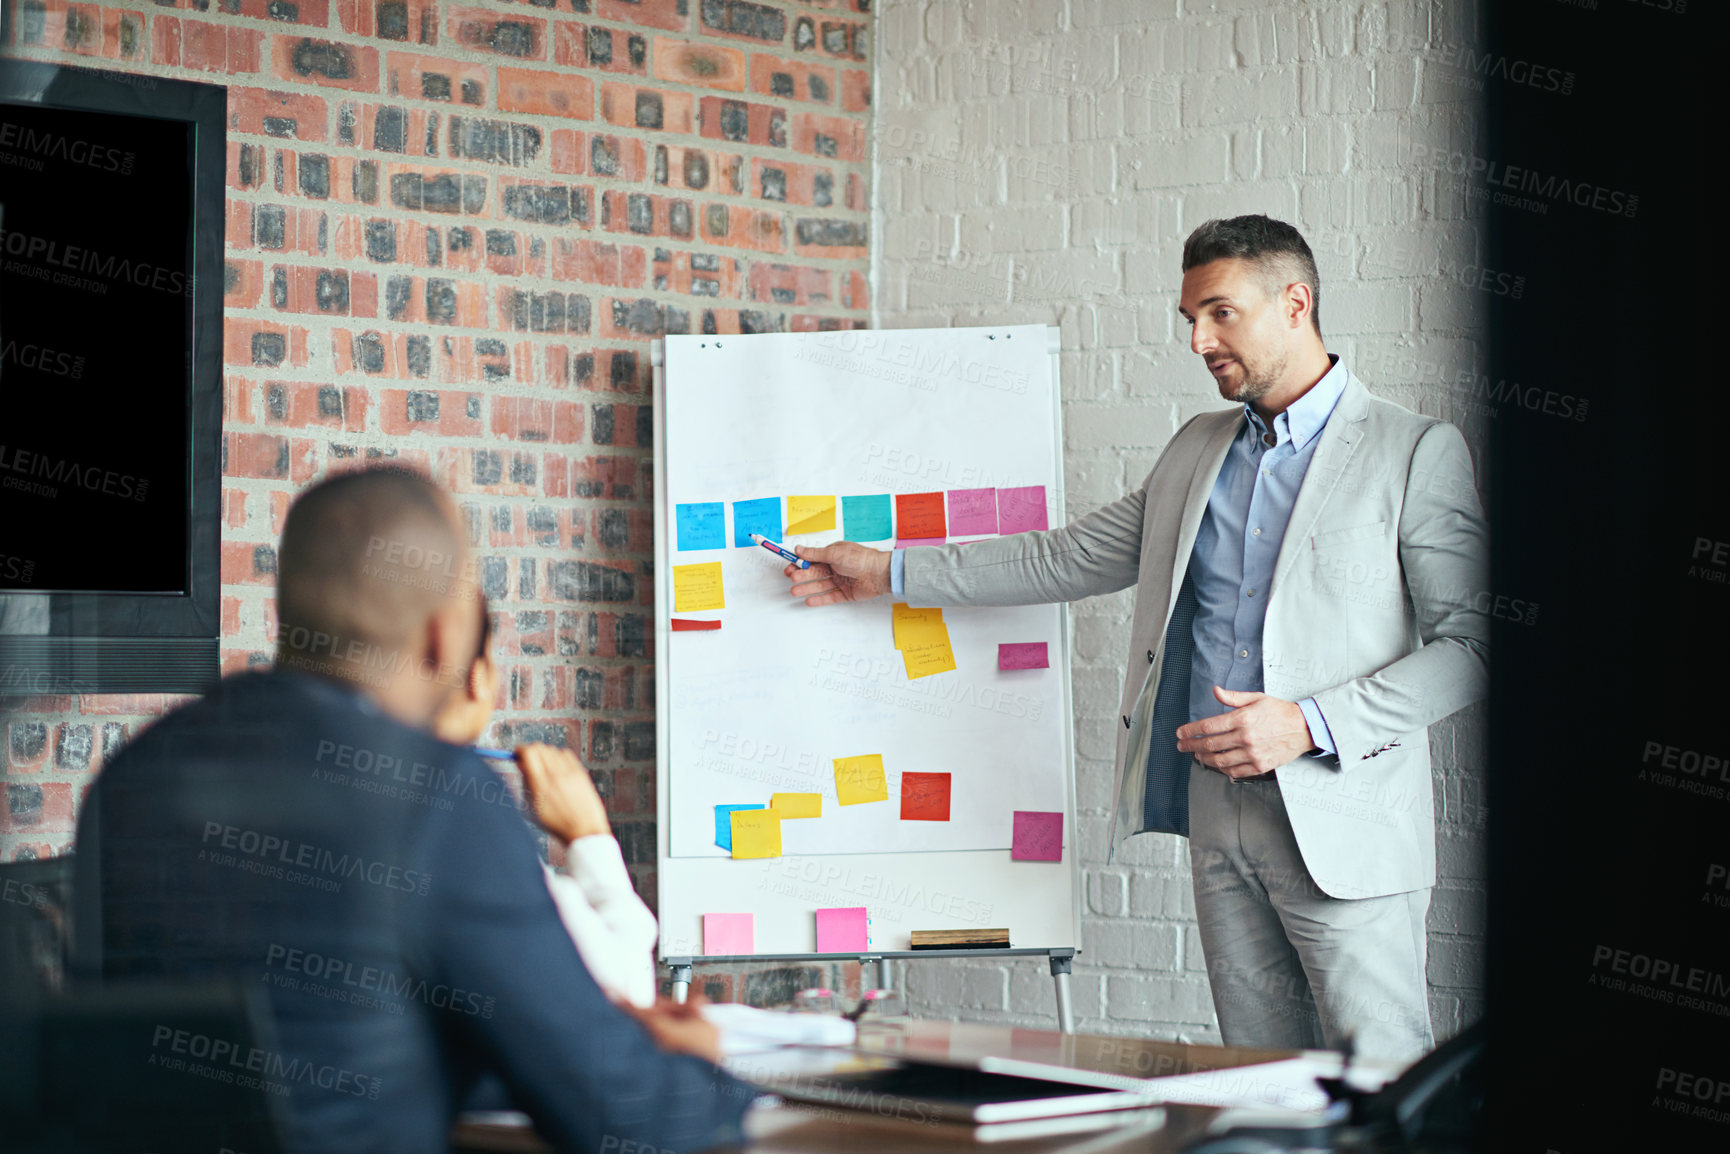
[277,466,465,672]
[1181,215,1322,336]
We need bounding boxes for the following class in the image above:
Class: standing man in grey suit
[784,216,1489,1065]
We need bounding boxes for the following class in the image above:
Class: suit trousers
[1186,759,1435,1066]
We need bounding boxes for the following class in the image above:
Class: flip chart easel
[650,326,1083,1030]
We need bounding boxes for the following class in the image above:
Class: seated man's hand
[514,743,611,842]
[784,542,892,607]
[621,996,723,1065]
[1176,687,1316,779]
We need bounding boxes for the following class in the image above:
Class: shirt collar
[1244,354,1348,453]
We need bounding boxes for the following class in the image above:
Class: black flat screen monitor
[0,62,224,693]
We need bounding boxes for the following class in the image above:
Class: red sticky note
[997,486,1049,534]
[671,619,722,631]
[895,492,946,540]
[703,912,754,955]
[815,907,869,953]
[1012,811,1063,861]
[900,772,951,821]
[998,642,1049,670]
[947,488,999,536]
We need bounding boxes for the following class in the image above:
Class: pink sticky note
[895,538,946,549]
[999,642,1049,670]
[703,912,754,955]
[1012,811,1064,861]
[947,488,999,536]
[815,907,869,953]
[998,486,1049,534]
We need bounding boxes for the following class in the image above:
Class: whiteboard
[653,326,1079,956]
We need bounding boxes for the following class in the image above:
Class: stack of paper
[701,1002,858,1056]
[891,602,956,679]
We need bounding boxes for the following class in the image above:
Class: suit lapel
[1271,374,1370,595]
[1167,413,1241,618]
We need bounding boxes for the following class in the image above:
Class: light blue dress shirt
[889,356,1347,755]
[1186,356,1347,754]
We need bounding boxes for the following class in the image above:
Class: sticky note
[843,494,894,541]
[998,642,1049,670]
[704,912,754,955]
[834,755,889,805]
[672,562,724,612]
[891,603,944,649]
[815,907,869,953]
[895,538,946,549]
[732,497,782,548]
[900,772,952,821]
[675,502,726,551]
[895,492,946,539]
[730,808,782,858]
[715,803,765,851]
[902,637,957,679]
[997,486,1049,534]
[770,792,822,818]
[672,618,723,632]
[947,489,999,536]
[1012,811,1064,861]
[786,495,837,535]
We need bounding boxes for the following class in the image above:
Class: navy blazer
[73,670,752,1153]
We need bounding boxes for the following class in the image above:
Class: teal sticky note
[715,804,766,851]
[677,503,726,551]
[732,497,782,548]
[843,494,893,541]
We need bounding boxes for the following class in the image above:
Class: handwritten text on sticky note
[900,772,952,821]
[834,755,889,805]
[997,486,1049,534]
[998,642,1049,670]
[1012,811,1064,861]
[729,809,782,858]
[786,495,837,535]
[672,562,725,612]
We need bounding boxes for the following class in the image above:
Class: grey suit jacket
[903,373,1489,900]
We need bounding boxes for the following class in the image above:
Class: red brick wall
[0,0,872,974]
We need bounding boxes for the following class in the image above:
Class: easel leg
[1050,954,1075,1034]
[877,957,893,992]
[670,964,693,1004]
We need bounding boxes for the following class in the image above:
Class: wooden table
[453,1019,1320,1153]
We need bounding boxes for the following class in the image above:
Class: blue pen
[749,533,810,569]
[474,746,515,761]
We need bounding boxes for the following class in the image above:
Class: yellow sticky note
[901,620,957,679]
[786,495,837,535]
[673,562,725,612]
[892,603,943,649]
[730,809,782,858]
[834,755,889,806]
[770,792,822,818]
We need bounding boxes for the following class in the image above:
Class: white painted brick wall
[874,0,1497,1044]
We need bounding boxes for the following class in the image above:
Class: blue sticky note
[715,804,766,851]
[733,497,782,548]
[843,494,893,541]
[676,503,726,551]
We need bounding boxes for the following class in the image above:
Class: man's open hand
[784,542,892,607]
[1175,687,1316,779]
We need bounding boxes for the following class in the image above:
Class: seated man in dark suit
[73,467,753,1153]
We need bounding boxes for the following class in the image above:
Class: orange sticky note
[894,492,946,540]
[900,772,951,821]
